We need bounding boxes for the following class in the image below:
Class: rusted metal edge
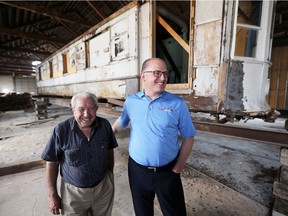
[0,160,46,177]
[193,121,288,147]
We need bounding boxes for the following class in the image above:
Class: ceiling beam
[0,55,43,62]
[86,0,105,20]
[0,46,52,56]
[0,69,35,74]
[0,27,66,44]
[0,66,35,70]
[0,64,35,69]
[56,20,78,37]
[30,24,63,50]
[0,1,92,28]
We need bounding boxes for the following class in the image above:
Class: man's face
[141,59,168,96]
[72,97,98,129]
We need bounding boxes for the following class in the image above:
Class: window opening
[235,0,263,58]
[156,2,190,84]
[85,41,90,68]
[38,66,42,81]
[49,61,53,78]
[62,54,68,74]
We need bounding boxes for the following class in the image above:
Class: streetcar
[35,0,287,125]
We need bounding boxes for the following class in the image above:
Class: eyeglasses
[143,70,169,78]
[75,106,97,113]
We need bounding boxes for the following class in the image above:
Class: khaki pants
[60,170,114,216]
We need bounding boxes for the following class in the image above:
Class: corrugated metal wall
[15,77,37,94]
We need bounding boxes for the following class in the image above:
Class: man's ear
[140,72,145,81]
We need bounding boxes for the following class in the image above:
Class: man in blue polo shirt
[112,57,196,216]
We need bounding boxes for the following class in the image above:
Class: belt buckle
[148,166,157,172]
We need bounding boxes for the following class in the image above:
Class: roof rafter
[0,46,52,56]
[0,27,66,44]
[0,1,92,28]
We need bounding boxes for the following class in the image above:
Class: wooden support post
[35,100,48,120]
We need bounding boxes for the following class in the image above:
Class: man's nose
[83,109,90,116]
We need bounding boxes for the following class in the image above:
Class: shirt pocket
[65,148,87,167]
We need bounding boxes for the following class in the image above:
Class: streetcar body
[36,0,279,121]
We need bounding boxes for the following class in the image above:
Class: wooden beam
[0,66,35,71]
[0,46,52,56]
[0,1,91,28]
[156,14,189,53]
[0,62,35,67]
[86,0,105,20]
[87,2,137,35]
[0,65,33,72]
[0,68,35,73]
[30,24,63,50]
[0,27,66,44]
[107,98,124,107]
[0,160,45,177]
[0,55,42,61]
[0,71,35,76]
[56,19,78,37]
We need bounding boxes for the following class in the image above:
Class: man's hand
[48,194,61,215]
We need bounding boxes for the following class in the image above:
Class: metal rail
[193,120,288,147]
[98,107,288,147]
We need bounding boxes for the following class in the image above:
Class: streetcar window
[234,0,263,58]
[49,61,53,78]
[62,53,68,74]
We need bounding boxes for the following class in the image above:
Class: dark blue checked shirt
[41,116,118,188]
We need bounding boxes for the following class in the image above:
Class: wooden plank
[0,129,48,140]
[273,181,288,200]
[272,197,288,216]
[269,46,288,110]
[0,160,46,177]
[269,46,280,109]
[280,148,288,167]
[279,165,288,185]
[107,98,124,107]
[277,47,288,109]
[156,14,189,53]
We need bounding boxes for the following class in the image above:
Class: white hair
[71,92,98,108]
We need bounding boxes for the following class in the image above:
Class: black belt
[130,156,178,173]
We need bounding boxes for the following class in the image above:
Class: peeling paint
[182,94,217,112]
[224,60,244,112]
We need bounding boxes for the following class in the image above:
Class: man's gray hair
[71,92,98,108]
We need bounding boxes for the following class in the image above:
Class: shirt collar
[139,89,167,99]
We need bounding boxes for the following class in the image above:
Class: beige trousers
[60,170,114,216]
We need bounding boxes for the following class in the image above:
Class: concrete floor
[0,105,284,216]
[0,144,275,216]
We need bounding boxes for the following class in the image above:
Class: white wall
[0,75,37,94]
[15,76,37,94]
[0,76,14,93]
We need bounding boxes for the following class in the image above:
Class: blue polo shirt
[118,90,196,167]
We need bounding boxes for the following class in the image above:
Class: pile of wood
[0,92,34,111]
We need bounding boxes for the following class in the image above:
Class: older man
[42,92,118,216]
